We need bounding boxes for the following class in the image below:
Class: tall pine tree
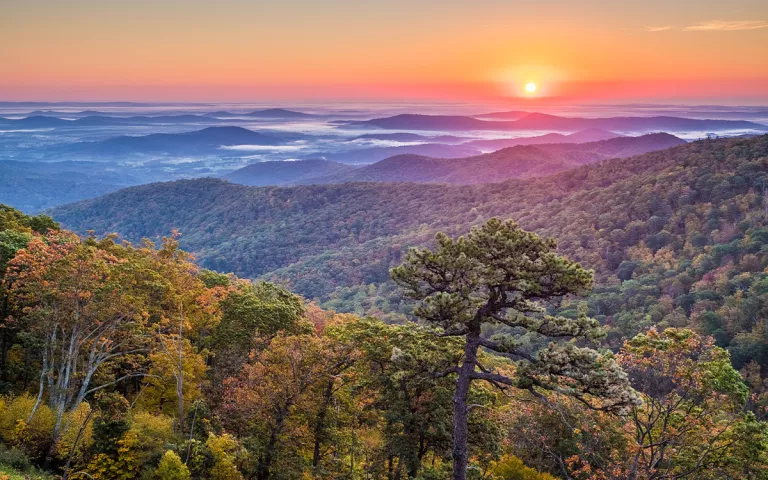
[392,218,640,480]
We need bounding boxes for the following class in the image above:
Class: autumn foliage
[0,206,766,479]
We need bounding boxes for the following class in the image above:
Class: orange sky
[2,0,767,103]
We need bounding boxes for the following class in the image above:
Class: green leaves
[0,230,31,277]
[393,219,595,330]
[393,218,638,417]
[214,281,306,347]
[524,344,640,413]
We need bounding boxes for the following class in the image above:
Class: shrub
[154,451,191,480]
[129,412,175,466]
[206,433,243,480]
[86,430,140,480]
[488,455,557,480]
[0,395,55,459]
[90,393,131,456]
[0,445,32,472]
[177,440,213,480]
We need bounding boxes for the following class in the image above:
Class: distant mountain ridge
[0,108,317,123]
[301,133,686,185]
[0,114,225,128]
[351,112,768,132]
[309,143,482,164]
[350,114,505,131]
[221,133,685,187]
[205,108,315,119]
[473,110,530,120]
[55,126,289,157]
[464,128,621,151]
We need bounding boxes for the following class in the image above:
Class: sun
[525,82,537,94]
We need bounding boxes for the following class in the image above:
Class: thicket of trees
[1,205,767,478]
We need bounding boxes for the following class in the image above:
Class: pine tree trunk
[453,328,479,480]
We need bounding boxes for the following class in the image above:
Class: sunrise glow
[1,1,767,102]
[525,82,538,94]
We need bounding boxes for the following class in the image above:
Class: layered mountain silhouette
[205,108,315,119]
[464,128,620,151]
[309,143,482,164]
[295,133,686,185]
[54,126,290,157]
[223,133,684,187]
[351,112,767,132]
[0,160,132,212]
[0,114,224,128]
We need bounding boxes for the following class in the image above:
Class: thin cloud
[646,25,673,32]
[684,20,768,31]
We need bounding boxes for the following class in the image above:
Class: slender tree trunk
[29,325,57,422]
[258,431,277,480]
[45,396,67,469]
[312,378,334,467]
[185,401,199,463]
[28,348,48,423]
[177,300,185,433]
[453,328,480,480]
[414,426,428,477]
[62,407,95,480]
[257,410,286,480]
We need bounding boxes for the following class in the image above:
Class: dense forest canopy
[1,204,767,479]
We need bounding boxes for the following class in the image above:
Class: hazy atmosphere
[2,2,768,480]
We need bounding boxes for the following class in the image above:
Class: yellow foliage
[206,433,243,480]
[0,394,55,457]
[154,450,191,480]
[128,411,175,464]
[137,339,208,417]
[54,402,93,464]
[85,431,140,480]
[488,455,558,480]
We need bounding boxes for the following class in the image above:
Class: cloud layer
[685,20,768,31]
[647,20,768,32]
[646,26,673,32]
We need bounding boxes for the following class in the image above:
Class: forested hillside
[1,205,766,479]
[52,135,706,281]
[224,159,357,187]
[52,135,768,375]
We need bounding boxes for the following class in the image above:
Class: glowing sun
[525,82,537,93]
